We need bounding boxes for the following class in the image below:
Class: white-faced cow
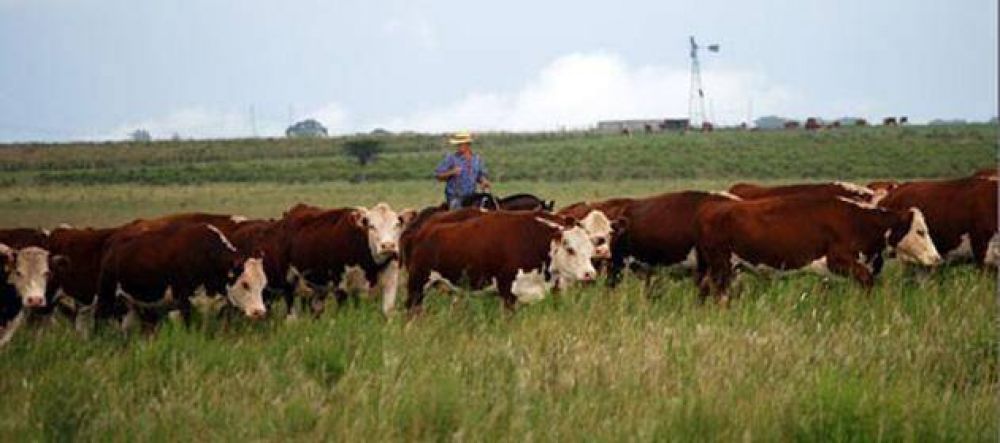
[277,203,415,317]
[695,194,942,303]
[875,176,997,267]
[0,244,66,346]
[96,222,267,330]
[404,211,597,312]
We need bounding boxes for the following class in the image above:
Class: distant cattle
[805,118,822,131]
[404,211,596,312]
[876,177,998,266]
[883,117,898,126]
[855,119,868,127]
[695,194,941,302]
[900,116,908,125]
[727,181,876,203]
[784,121,800,130]
[96,222,267,330]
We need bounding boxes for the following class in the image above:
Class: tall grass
[0,265,993,440]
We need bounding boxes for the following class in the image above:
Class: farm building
[596,118,689,133]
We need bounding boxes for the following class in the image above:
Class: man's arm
[476,157,491,190]
[434,156,461,182]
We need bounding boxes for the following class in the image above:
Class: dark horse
[454,193,555,212]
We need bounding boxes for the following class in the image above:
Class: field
[0,125,995,441]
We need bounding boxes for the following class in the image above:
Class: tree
[129,129,151,142]
[343,138,384,182]
[285,119,328,138]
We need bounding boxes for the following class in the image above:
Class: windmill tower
[688,36,719,129]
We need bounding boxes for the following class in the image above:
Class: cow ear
[0,244,14,273]
[612,217,629,232]
[546,200,555,211]
[398,209,417,226]
[252,248,266,259]
[352,208,370,229]
[50,255,71,275]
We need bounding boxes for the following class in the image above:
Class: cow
[96,222,267,330]
[883,117,898,126]
[277,203,415,317]
[695,194,942,303]
[455,193,554,211]
[784,121,800,130]
[875,176,998,267]
[557,198,632,261]
[403,211,597,312]
[805,118,822,131]
[598,191,741,286]
[0,244,66,346]
[728,181,876,203]
[44,227,120,332]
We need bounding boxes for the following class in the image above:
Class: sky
[0,0,995,142]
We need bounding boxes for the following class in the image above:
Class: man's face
[457,143,472,155]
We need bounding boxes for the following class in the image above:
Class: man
[435,131,491,209]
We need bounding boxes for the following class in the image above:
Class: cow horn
[534,217,563,230]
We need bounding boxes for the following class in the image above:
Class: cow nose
[249,308,266,320]
[25,296,44,308]
[582,271,595,281]
[380,241,397,252]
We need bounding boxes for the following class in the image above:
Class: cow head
[1,245,59,309]
[867,180,899,204]
[226,256,267,319]
[577,210,615,260]
[354,203,415,263]
[887,208,941,266]
[548,225,598,283]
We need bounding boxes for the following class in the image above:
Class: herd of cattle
[0,168,995,344]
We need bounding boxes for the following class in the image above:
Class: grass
[0,265,993,441]
[0,125,995,441]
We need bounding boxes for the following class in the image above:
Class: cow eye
[566,247,576,256]
[917,229,926,236]
[594,238,606,246]
[15,270,23,278]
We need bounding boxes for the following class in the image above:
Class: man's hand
[449,166,462,177]
[480,178,492,191]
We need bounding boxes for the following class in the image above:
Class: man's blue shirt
[434,152,488,201]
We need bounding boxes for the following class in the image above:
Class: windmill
[688,36,719,129]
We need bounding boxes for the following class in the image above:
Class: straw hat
[448,131,473,145]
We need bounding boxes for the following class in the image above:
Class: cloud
[373,52,798,132]
[382,13,437,50]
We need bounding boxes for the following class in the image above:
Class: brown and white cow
[44,227,120,331]
[727,181,876,203]
[605,191,740,285]
[695,194,941,302]
[0,244,65,346]
[876,176,997,267]
[276,203,415,317]
[557,198,633,262]
[96,222,267,329]
[0,228,49,249]
[404,211,597,312]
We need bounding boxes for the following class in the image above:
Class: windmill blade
[707,44,720,52]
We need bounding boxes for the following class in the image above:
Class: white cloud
[382,13,437,50]
[373,52,798,132]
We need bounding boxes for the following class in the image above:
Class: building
[596,118,690,133]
